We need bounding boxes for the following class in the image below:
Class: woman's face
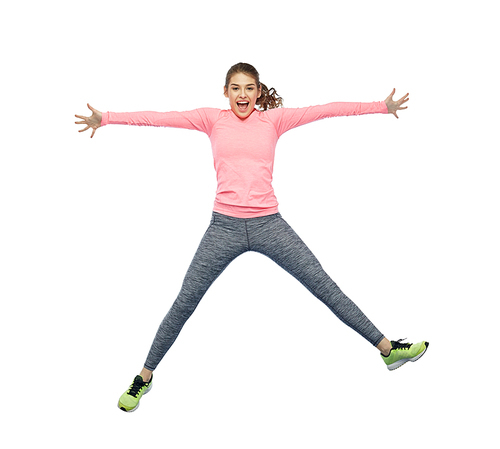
[224,72,262,119]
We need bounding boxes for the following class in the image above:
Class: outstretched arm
[76,106,221,137]
[267,100,388,137]
[267,89,408,136]
[385,89,409,119]
[75,104,102,138]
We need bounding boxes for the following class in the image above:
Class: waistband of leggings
[211,211,282,223]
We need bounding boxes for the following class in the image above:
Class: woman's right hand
[75,104,102,138]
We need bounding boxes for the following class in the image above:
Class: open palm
[75,104,102,138]
[385,89,409,119]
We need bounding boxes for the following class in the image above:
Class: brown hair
[224,62,283,111]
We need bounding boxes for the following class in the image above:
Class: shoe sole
[118,383,153,412]
[387,342,429,371]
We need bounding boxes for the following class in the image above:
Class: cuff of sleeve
[101,112,109,126]
[381,101,389,113]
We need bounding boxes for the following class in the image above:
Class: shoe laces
[391,338,412,350]
[128,376,147,398]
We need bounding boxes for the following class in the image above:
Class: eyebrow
[230,83,256,87]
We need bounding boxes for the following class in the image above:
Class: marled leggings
[144,211,384,370]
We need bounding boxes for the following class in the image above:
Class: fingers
[385,88,396,102]
[385,89,409,118]
[88,103,101,116]
[387,89,410,104]
[77,106,99,136]
[77,124,98,137]
[76,103,98,119]
[397,93,410,105]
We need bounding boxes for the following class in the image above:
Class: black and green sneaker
[381,339,429,371]
[118,374,153,412]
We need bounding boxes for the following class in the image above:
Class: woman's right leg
[143,213,249,372]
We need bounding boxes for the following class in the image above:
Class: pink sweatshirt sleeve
[100,108,222,136]
[266,101,388,137]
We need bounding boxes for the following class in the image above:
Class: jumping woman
[75,62,429,413]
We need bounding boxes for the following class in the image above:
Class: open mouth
[237,101,249,112]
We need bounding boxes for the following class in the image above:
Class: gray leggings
[144,212,384,371]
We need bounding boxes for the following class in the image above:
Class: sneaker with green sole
[118,374,153,412]
[381,339,429,371]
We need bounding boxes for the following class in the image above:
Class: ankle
[377,338,393,357]
[139,368,153,383]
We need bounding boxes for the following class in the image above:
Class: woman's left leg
[248,213,385,347]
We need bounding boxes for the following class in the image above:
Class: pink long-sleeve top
[101,101,388,218]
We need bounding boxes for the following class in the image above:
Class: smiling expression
[224,72,262,120]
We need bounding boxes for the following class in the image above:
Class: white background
[1,0,498,447]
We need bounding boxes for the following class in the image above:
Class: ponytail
[256,83,283,111]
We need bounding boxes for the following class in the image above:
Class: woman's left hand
[385,89,409,119]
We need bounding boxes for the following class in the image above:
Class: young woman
[76,62,428,412]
